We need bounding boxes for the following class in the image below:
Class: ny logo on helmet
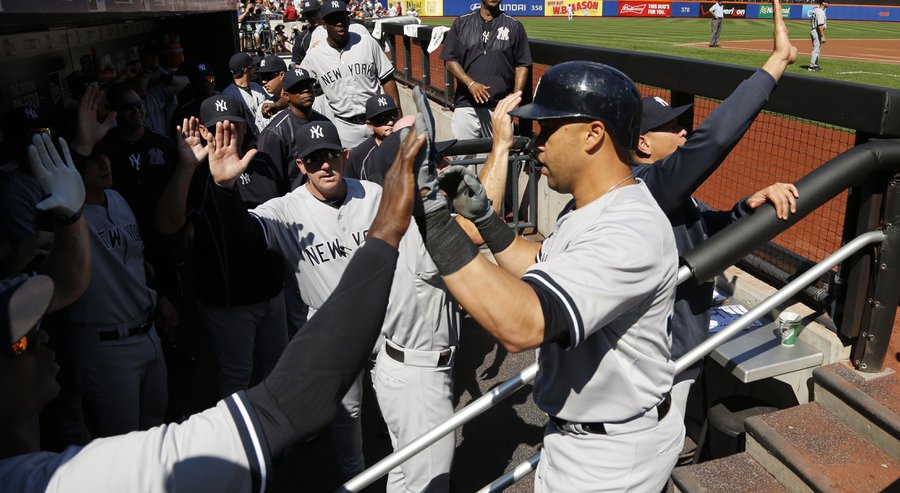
[310,125,324,139]
[653,96,669,107]
[215,99,228,112]
[378,97,387,107]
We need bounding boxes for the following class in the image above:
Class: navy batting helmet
[508,61,642,151]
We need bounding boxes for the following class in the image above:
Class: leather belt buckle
[98,316,152,341]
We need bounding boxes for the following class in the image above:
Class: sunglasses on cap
[8,324,40,358]
[119,101,144,112]
[369,111,398,126]
[305,149,341,164]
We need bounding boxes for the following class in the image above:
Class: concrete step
[745,402,900,493]
[671,452,788,493]
[813,362,900,460]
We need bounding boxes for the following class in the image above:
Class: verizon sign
[618,1,671,17]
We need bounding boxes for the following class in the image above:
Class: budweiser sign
[619,1,670,17]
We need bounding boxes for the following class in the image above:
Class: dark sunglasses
[369,111,398,126]
[119,101,144,112]
[305,149,341,164]
[259,73,280,82]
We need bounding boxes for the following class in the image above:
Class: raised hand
[73,85,117,156]
[176,116,208,166]
[207,121,257,189]
[27,134,85,220]
[491,91,522,149]
[370,124,426,248]
[770,0,798,69]
[746,182,799,220]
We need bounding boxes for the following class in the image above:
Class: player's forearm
[445,60,472,87]
[492,235,542,278]
[41,218,91,312]
[155,166,194,235]
[443,255,545,352]
[480,139,512,213]
[513,66,529,95]
[247,237,398,454]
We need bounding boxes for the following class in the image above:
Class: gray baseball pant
[709,19,722,46]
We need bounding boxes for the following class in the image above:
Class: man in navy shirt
[440,0,531,140]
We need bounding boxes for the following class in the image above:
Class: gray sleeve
[45,393,271,493]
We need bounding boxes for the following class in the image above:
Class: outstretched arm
[634,0,797,213]
[156,117,207,234]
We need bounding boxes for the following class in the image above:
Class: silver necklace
[603,175,634,197]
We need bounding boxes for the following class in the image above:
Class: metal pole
[337,364,540,492]
[675,230,885,374]
[475,449,542,493]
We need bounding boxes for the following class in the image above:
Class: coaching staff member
[440,0,531,140]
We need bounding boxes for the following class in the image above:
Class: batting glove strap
[475,211,516,254]
[421,208,479,276]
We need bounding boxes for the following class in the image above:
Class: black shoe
[808,66,821,72]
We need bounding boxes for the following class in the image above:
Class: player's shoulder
[499,12,525,27]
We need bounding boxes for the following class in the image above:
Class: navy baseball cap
[301,0,321,13]
[0,274,54,347]
[200,95,247,128]
[189,61,216,78]
[228,52,260,75]
[282,68,316,92]
[640,96,692,134]
[365,94,398,120]
[297,121,343,159]
[2,106,50,143]
[320,0,349,18]
[257,54,287,75]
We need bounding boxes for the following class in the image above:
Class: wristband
[421,209,479,276]
[475,212,516,254]
[467,80,476,89]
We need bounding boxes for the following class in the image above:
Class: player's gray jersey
[810,7,827,28]
[300,31,394,118]
[0,392,270,493]
[524,180,678,423]
[251,179,455,350]
[66,190,156,332]
[223,82,271,134]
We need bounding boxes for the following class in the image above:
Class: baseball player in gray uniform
[205,119,458,491]
[300,0,401,150]
[0,127,428,492]
[410,64,683,492]
[809,0,828,71]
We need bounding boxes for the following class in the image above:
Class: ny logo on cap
[260,59,267,67]
[295,69,304,77]
[24,108,38,119]
[198,63,207,71]
[215,99,228,112]
[653,97,669,107]
[378,97,387,107]
[310,125,324,139]
[331,1,340,7]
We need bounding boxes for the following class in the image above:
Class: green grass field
[423,17,900,89]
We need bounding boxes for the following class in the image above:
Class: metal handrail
[476,229,887,492]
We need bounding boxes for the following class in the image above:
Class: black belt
[336,114,367,125]
[98,318,153,341]
[384,343,453,366]
[551,393,672,435]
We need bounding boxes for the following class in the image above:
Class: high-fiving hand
[207,121,257,189]
[27,134,85,221]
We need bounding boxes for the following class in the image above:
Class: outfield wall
[434,1,900,21]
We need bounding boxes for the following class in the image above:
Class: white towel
[403,23,421,38]
[427,26,450,53]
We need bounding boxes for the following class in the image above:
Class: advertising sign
[618,1,671,17]
[422,0,443,16]
[757,4,790,19]
[443,0,543,16]
[671,2,699,18]
[545,0,602,17]
[699,1,745,18]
